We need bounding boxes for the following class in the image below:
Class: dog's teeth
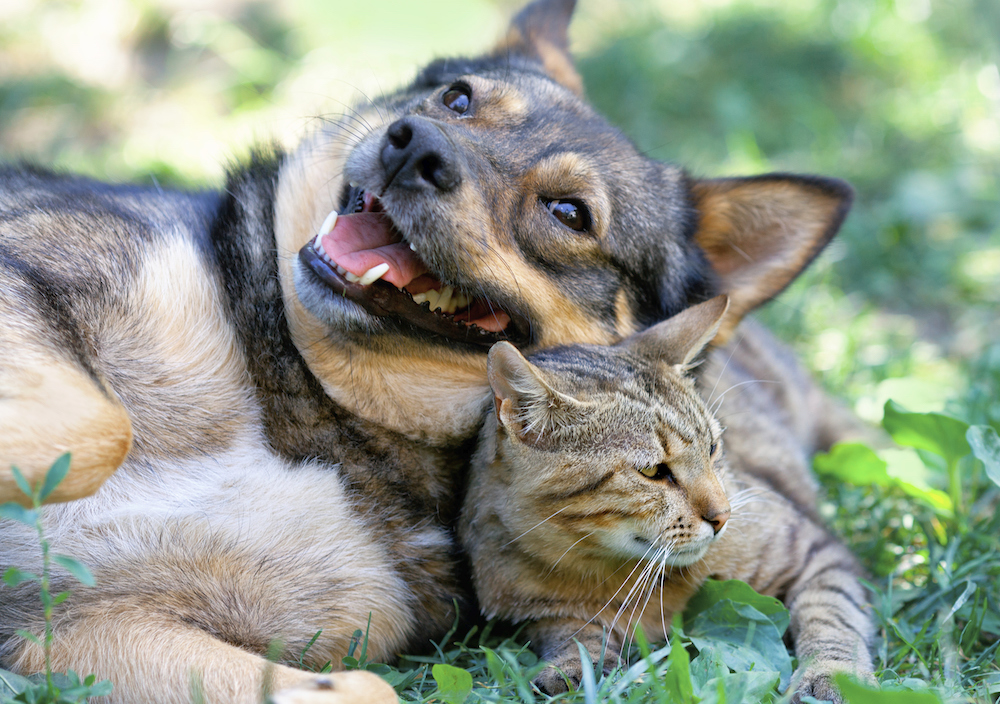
[453,291,469,310]
[424,288,441,311]
[349,180,359,188]
[411,292,428,305]
[336,264,348,276]
[358,262,390,286]
[409,242,417,252]
[319,210,338,236]
[344,271,361,283]
[436,285,453,313]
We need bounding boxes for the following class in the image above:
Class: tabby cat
[460,297,874,702]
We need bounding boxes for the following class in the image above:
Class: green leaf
[53,555,96,587]
[698,670,780,704]
[835,673,943,703]
[882,401,970,465]
[0,503,38,527]
[814,444,953,515]
[430,663,472,704]
[14,630,41,647]
[3,567,39,588]
[10,467,32,500]
[574,641,598,704]
[661,628,695,704]
[0,667,33,697]
[38,453,71,502]
[685,579,789,635]
[967,425,1000,488]
[686,600,793,691]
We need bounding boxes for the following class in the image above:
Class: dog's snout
[381,117,461,192]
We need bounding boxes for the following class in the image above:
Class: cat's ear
[490,0,583,95]
[488,341,584,442]
[628,295,729,367]
[690,174,852,343]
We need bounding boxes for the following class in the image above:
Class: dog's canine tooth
[409,242,417,252]
[319,210,338,236]
[437,285,453,313]
[349,180,359,188]
[358,262,390,286]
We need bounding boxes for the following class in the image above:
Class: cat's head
[484,296,732,573]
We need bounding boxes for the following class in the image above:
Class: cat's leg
[0,304,132,505]
[4,606,397,704]
[526,617,622,695]
[779,520,876,703]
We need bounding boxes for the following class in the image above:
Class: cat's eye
[442,85,471,114]
[639,463,676,483]
[543,198,591,232]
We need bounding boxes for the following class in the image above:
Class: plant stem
[947,457,964,534]
[33,496,55,698]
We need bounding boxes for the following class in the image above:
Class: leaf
[0,503,38,527]
[882,401,970,465]
[967,425,1000,488]
[3,567,39,588]
[38,453,71,502]
[14,630,41,647]
[0,667,33,697]
[574,641,598,704]
[430,663,473,704]
[814,443,895,488]
[53,555,96,587]
[698,670,780,704]
[835,673,943,703]
[814,444,953,515]
[686,600,793,690]
[661,628,695,704]
[685,579,789,635]
[10,467,32,499]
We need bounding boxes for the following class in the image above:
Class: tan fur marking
[0,355,131,506]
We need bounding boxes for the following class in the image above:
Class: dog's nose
[381,116,461,192]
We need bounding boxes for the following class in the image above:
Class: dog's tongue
[320,212,429,289]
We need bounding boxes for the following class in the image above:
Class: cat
[460,296,874,702]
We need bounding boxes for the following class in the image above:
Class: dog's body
[1,1,868,702]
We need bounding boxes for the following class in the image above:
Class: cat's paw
[532,652,620,695]
[270,671,397,704]
[789,661,876,704]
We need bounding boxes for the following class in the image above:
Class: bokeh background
[1,0,997,431]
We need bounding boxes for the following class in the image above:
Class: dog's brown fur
[2,1,860,702]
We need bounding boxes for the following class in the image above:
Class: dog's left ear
[493,0,583,95]
[690,173,852,343]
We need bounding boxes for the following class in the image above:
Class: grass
[0,0,998,701]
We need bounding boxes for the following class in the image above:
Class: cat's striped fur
[461,298,874,702]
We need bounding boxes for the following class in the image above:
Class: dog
[0,0,864,702]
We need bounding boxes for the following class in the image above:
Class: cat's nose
[703,505,730,534]
[381,116,462,192]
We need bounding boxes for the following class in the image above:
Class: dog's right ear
[492,0,583,95]
[689,173,853,343]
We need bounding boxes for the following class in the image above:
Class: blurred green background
[0,0,997,426]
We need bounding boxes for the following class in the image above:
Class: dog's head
[275,0,850,440]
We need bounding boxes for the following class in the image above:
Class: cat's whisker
[544,531,595,576]
[500,505,570,548]
[705,330,747,408]
[710,378,782,416]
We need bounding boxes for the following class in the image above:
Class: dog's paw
[788,661,876,704]
[270,671,397,704]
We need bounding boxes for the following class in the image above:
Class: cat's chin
[662,546,711,568]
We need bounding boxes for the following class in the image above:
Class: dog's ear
[690,173,852,343]
[493,0,583,95]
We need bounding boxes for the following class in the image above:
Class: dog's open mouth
[299,189,524,346]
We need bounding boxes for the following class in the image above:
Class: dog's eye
[545,199,590,232]
[442,85,471,114]
[710,442,718,456]
[639,463,676,483]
